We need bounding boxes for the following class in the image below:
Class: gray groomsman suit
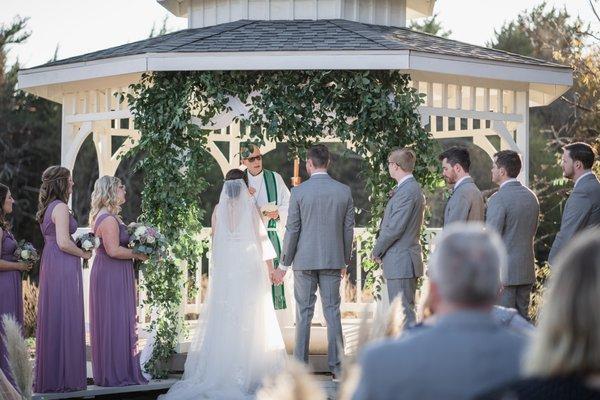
[486,180,540,318]
[549,172,600,265]
[280,172,354,375]
[372,176,425,325]
[444,176,485,226]
[352,311,526,400]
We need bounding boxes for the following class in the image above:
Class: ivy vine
[126,70,439,378]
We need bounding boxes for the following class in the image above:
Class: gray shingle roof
[30,19,569,70]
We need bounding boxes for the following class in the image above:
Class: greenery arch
[126,69,440,378]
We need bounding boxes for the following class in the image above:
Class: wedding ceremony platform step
[169,319,363,373]
[32,376,338,400]
[32,378,178,400]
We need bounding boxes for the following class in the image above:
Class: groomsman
[439,147,485,226]
[372,148,425,325]
[486,150,539,318]
[548,142,600,265]
[241,144,291,312]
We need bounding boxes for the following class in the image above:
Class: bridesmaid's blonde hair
[525,229,600,377]
[89,176,122,227]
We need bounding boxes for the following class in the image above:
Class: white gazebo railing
[134,226,442,324]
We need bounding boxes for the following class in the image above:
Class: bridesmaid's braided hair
[36,166,71,224]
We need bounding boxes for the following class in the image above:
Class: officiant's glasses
[246,155,262,162]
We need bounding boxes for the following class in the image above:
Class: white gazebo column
[515,91,530,185]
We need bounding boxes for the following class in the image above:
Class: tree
[409,14,452,38]
[0,17,61,251]
[489,2,600,262]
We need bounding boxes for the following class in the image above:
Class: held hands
[371,253,382,264]
[263,210,279,220]
[271,268,287,285]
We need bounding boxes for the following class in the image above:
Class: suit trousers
[499,284,532,319]
[293,269,343,375]
[387,277,417,326]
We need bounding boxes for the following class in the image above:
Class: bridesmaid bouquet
[127,222,168,259]
[75,232,100,268]
[13,240,40,264]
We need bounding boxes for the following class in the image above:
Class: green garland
[126,70,439,378]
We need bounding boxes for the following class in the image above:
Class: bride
[161,169,287,400]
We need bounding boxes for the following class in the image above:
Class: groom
[273,144,354,380]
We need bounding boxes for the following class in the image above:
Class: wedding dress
[161,179,287,400]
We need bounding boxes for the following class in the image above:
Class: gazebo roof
[32,19,566,70]
[18,19,572,106]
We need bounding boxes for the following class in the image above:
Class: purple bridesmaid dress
[0,228,23,387]
[34,200,86,393]
[90,213,147,387]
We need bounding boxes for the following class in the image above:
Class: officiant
[241,144,291,312]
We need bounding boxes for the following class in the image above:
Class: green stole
[262,170,287,310]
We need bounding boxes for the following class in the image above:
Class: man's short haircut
[494,150,522,178]
[438,147,471,172]
[564,142,596,169]
[390,147,416,173]
[307,144,330,168]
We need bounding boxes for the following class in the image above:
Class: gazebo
[18,0,572,382]
[18,0,571,185]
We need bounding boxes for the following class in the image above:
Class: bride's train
[161,179,287,400]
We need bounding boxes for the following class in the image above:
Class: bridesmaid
[89,176,148,387]
[0,184,32,386]
[34,166,90,393]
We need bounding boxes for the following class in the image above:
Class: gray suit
[549,172,600,265]
[280,173,354,375]
[372,176,425,324]
[352,311,526,400]
[486,180,539,318]
[444,176,485,226]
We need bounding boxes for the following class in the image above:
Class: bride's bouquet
[75,232,100,268]
[127,222,168,260]
[13,241,40,265]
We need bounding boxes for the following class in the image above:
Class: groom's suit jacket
[373,177,425,279]
[280,173,355,270]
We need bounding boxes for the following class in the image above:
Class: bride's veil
[177,178,277,387]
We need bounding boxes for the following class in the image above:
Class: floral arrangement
[75,232,100,268]
[13,241,40,265]
[127,222,168,259]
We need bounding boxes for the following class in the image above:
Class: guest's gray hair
[429,222,505,305]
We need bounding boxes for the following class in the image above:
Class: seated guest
[352,223,526,400]
[477,228,600,400]
[417,280,533,336]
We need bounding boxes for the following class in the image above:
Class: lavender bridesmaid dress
[34,200,86,393]
[0,228,23,387]
[90,213,147,387]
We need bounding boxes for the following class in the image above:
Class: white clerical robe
[247,170,290,230]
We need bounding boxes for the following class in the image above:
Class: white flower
[82,239,93,250]
[94,237,101,247]
[21,250,30,260]
[146,235,156,244]
[135,226,148,236]
[372,268,383,278]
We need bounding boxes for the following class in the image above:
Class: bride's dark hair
[224,169,249,199]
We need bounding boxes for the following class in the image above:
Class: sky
[1,0,599,69]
